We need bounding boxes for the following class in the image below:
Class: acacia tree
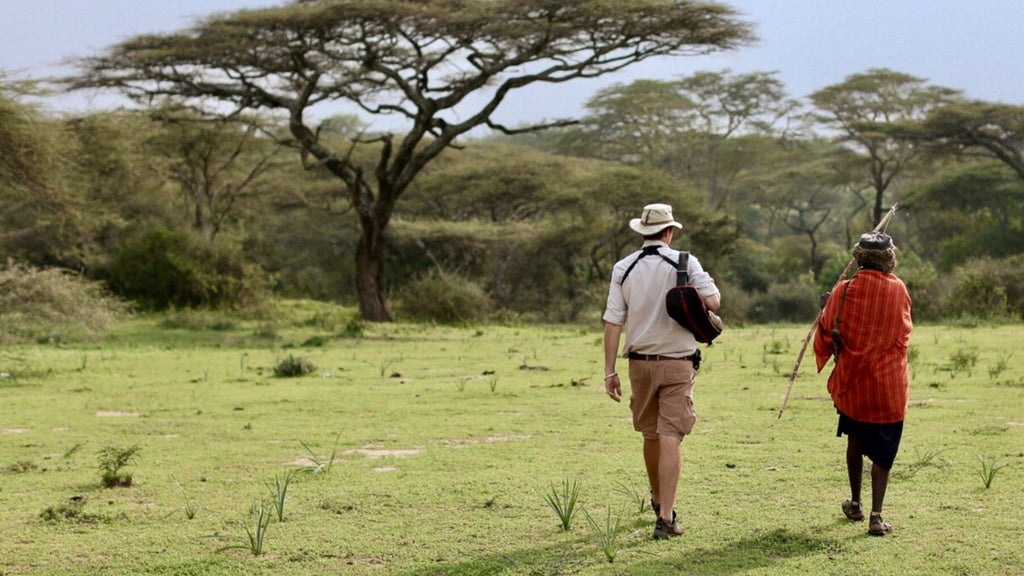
[0,78,72,265]
[755,142,855,280]
[672,69,794,209]
[146,109,284,242]
[1,79,141,269]
[0,77,55,194]
[67,0,753,321]
[810,68,961,226]
[576,79,693,164]
[570,70,793,210]
[916,101,1024,183]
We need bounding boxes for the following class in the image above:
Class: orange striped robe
[814,269,913,423]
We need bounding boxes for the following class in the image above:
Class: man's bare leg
[643,438,660,510]
[658,434,681,522]
[846,434,863,504]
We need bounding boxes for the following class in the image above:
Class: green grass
[0,306,1022,575]
[543,477,582,531]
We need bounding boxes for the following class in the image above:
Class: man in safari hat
[602,203,721,540]
[814,232,913,537]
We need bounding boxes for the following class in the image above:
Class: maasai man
[814,231,913,536]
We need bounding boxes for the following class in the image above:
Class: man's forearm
[603,321,622,374]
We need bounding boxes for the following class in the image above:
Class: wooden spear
[777,203,900,419]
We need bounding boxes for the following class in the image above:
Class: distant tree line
[2,3,1023,327]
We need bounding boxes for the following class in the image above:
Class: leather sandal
[842,500,865,521]
[868,513,892,536]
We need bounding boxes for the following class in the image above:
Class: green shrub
[895,251,941,320]
[958,256,1024,320]
[0,262,126,344]
[103,226,269,311]
[339,315,366,338]
[746,281,820,323]
[394,269,491,324]
[942,269,1009,321]
[39,496,89,523]
[274,355,316,378]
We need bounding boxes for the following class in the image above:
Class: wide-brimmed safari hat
[629,203,683,235]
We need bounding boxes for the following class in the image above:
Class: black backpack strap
[676,252,690,286]
[620,245,672,285]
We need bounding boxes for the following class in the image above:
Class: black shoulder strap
[676,252,690,286]
[620,246,678,285]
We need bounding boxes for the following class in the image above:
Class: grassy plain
[1,302,1022,575]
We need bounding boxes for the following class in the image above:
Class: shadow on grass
[637,526,844,575]
[392,524,841,576]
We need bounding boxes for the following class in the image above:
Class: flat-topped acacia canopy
[69,0,755,321]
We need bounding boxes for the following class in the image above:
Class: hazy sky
[3,0,1023,129]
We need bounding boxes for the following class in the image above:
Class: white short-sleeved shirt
[603,241,719,358]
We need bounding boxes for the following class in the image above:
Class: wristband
[604,372,617,380]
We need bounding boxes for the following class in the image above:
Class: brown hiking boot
[653,512,684,540]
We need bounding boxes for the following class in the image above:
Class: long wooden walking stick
[777,203,900,419]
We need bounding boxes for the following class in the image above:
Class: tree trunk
[354,215,392,322]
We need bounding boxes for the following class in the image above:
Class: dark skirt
[836,411,904,470]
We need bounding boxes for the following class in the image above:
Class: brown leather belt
[628,352,696,362]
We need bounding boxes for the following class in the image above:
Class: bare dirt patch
[286,447,423,468]
[484,434,531,443]
[287,456,319,468]
[95,411,140,417]
[348,448,423,458]
[443,434,532,449]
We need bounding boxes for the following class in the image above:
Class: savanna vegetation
[2,2,1023,573]
[0,1,1022,336]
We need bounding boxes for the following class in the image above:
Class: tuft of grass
[299,431,342,476]
[614,480,648,514]
[583,507,621,563]
[166,480,200,520]
[543,478,581,531]
[988,352,1011,380]
[39,496,88,523]
[977,455,1007,489]
[97,444,140,488]
[950,349,978,378]
[373,358,396,378]
[763,338,788,355]
[219,500,271,556]
[891,448,948,481]
[907,345,920,378]
[267,471,295,522]
[4,460,38,474]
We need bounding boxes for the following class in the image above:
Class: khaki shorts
[628,358,697,440]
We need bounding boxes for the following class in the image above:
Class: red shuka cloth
[814,269,913,424]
